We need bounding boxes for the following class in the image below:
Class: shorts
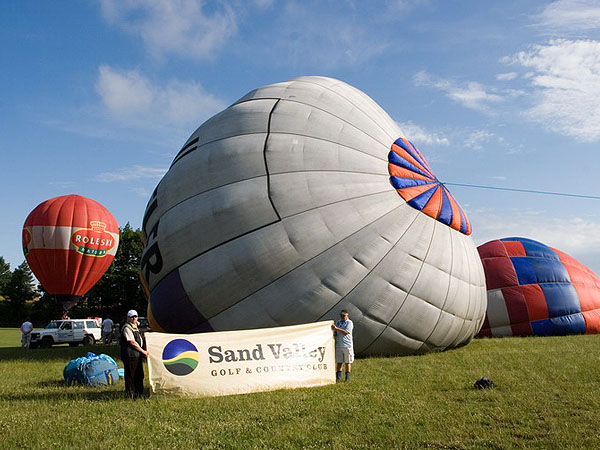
[335,347,354,364]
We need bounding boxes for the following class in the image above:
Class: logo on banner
[71,221,116,257]
[162,339,200,376]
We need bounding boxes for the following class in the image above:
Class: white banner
[146,321,335,397]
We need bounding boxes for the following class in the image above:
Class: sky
[2,0,600,275]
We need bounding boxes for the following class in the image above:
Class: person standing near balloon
[120,310,149,398]
[101,316,114,344]
[20,318,33,348]
[332,310,354,382]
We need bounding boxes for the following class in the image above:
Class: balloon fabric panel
[519,284,548,321]
[142,76,486,356]
[478,237,600,337]
[554,248,600,312]
[482,257,519,290]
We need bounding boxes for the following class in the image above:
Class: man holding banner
[120,310,149,398]
[332,310,354,382]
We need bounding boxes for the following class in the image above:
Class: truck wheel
[41,337,53,348]
[83,335,95,346]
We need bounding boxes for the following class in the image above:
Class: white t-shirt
[21,321,33,334]
[334,319,354,348]
[122,324,137,342]
[102,318,114,332]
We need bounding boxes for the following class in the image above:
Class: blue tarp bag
[63,357,88,384]
[63,353,120,386]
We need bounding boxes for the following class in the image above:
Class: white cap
[127,309,138,318]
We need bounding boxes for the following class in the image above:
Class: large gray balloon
[141,76,487,356]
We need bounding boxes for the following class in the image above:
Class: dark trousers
[123,356,144,398]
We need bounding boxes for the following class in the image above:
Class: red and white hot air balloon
[22,195,119,312]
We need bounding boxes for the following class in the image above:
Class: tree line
[0,224,147,327]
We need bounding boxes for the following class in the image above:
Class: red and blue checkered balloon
[478,237,600,337]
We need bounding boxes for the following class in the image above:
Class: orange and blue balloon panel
[388,137,471,235]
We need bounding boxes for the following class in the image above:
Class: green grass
[1,332,599,449]
[0,328,21,348]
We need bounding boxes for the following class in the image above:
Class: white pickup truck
[29,319,102,349]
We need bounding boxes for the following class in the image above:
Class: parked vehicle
[137,317,150,335]
[29,319,102,349]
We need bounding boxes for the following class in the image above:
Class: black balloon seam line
[168,152,390,202]
[141,170,395,237]
[264,98,282,221]
[360,213,438,354]
[142,186,159,236]
[155,133,393,231]
[170,126,391,170]
[202,202,409,325]
[235,78,400,145]
[170,96,395,168]
[145,179,396,242]
[147,188,403,294]
[422,224,459,344]
[172,136,199,161]
[171,131,267,166]
[234,95,395,151]
[141,184,398,278]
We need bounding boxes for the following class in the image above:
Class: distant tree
[4,261,37,321]
[30,285,60,325]
[81,223,147,321]
[0,256,10,297]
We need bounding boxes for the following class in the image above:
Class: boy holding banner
[332,310,354,382]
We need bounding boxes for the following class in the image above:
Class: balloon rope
[444,182,600,200]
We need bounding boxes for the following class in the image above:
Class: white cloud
[496,72,518,81]
[414,71,504,112]
[397,121,449,146]
[463,130,495,150]
[470,209,600,274]
[535,0,600,33]
[509,39,600,142]
[96,66,154,115]
[131,186,152,198]
[98,0,237,60]
[96,165,168,182]
[96,65,226,128]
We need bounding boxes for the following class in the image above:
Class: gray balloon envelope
[141,76,487,356]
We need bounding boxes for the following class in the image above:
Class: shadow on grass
[0,388,133,402]
[0,345,122,362]
[1,379,145,402]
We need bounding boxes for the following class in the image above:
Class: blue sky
[2,0,600,275]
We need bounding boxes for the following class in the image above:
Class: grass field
[1,327,599,449]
